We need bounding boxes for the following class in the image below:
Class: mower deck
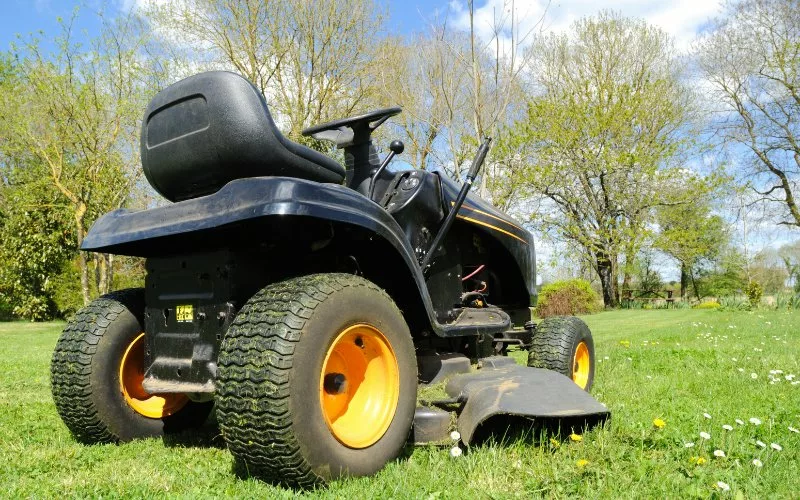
[414,356,609,444]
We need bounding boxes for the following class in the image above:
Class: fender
[83,176,505,338]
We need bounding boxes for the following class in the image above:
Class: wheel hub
[319,324,399,449]
[119,333,189,418]
[572,341,591,389]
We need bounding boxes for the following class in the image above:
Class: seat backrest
[141,71,345,202]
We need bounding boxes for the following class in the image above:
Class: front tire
[527,316,595,391]
[216,274,417,488]
[50,289,213,443]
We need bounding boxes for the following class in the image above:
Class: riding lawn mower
[50,71,608,488]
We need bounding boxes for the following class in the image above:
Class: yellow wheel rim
[319,324,399,449]
[572,341,591,389]
[119,333,189,418]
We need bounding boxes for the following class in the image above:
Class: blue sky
[1,0,726,53]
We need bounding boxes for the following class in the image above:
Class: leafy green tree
[516,12,698,307]
[655,199,728,300]
[0,12,154,306]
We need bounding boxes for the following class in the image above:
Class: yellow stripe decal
[451,202,524,232]
[456,214,529,244]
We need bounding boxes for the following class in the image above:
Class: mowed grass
[1,310,799,498]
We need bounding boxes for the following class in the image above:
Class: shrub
[692,301,721,310]
[719,295,750,311]
[746,281,763,308]
[535,279,599,318]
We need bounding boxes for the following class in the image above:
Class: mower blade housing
[445,358,610,444]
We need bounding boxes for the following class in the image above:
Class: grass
[1,310,799,498]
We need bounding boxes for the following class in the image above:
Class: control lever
[420,137,492,271]
[368,140,404,200]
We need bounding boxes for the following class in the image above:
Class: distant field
[1,310,798,498]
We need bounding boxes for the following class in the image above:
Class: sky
[1,0,726,53]
[2,0,791,279]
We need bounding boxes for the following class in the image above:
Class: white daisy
[771,443,782,451]
[717,481,730,491]
[751,373,758,379]
[752,458,763,467]
[750,417,762,425]
[684,442,695,448]
[756,440,766,448]
[700,431,711,440]
[449,446,462,458]
[703,413,712,419]
[735,419,745,425]
[789,426,799,434]
[450,431,461,441]
[714,449,726,458]
[722,424,733,431]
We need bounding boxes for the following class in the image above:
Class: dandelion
[750,417,762,425]
[700,431,711,440]
[751,373,758,379]
[771,443,782,451]
[569,433,583,442]
[449,446,462,458]
[752,458,763,467]
[722,424,733,431]
[684,442,695,448]
[450,431,461,441]
[789,426,799,434]
[735,419,745,426]
[716,481,730,492]
[576,459,589,467]
[653,418,666,429]
[691,456,706,465]
[549,437,560,448]
[619,340,630,347]
[714,449,726,458]
[755,440,766,448]
[703,413,712,419]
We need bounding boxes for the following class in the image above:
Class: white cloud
[448,0,724,51]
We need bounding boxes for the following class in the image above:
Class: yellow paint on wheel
[119,333,189,418]
[319,324,399,449]
[572,341,591,389]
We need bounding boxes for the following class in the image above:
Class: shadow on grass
[162,411,227,450]
[469,414,609,446]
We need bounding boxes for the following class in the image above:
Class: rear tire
[527,316,595,391]
[50,289,213,443]
[216,273,417,488]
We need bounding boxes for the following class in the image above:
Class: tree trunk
[680,262,689,300]
[596,252,619,308]
[73,206,90,306]
[79,251,90,306]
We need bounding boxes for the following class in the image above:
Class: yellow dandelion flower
[549,437,560,448]
[576,459,590,467]
[690,456,706,465]
[653,418,666,429]
[569,433,583,442]
[619,340,631,347]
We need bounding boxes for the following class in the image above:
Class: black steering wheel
[301,107,401,148]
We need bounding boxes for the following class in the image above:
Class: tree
[144,0,387,143]
[0,12,154,306]
[697,0,800,227]
[655,199,728,300]
[517,12,697,307]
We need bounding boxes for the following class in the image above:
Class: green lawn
[1,310,799,498]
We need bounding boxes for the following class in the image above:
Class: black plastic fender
[82,176,506,338]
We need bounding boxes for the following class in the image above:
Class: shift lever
[368,140,404,200]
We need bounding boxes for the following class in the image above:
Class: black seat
[141,71,346,202]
